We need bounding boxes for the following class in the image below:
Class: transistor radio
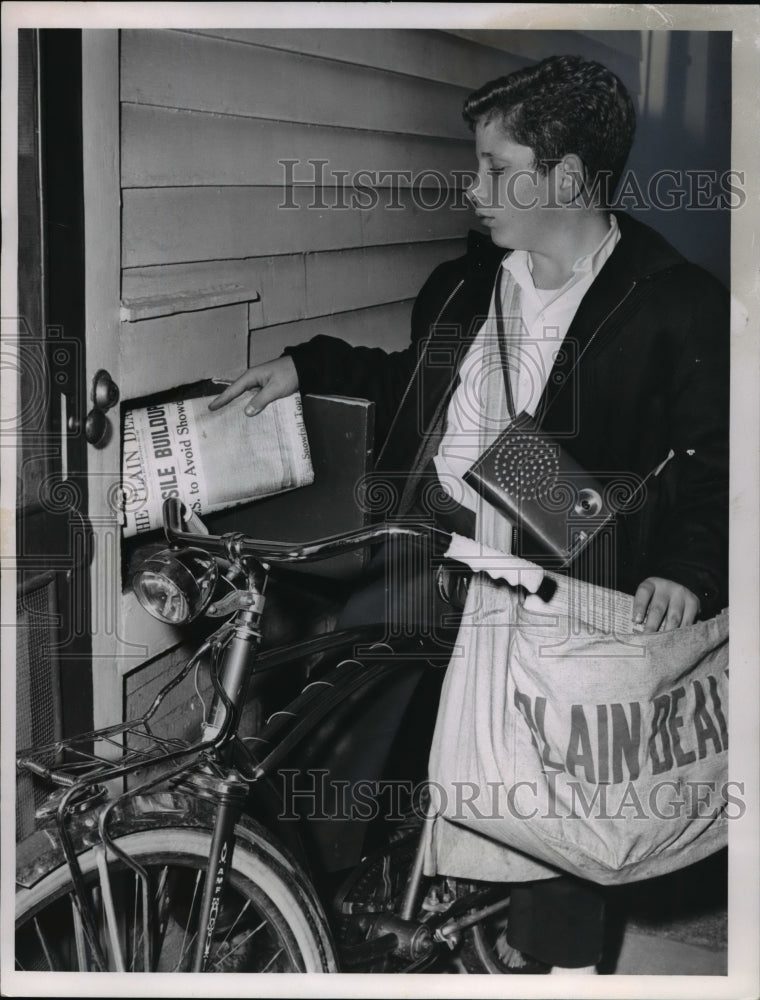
[463,412,615,566]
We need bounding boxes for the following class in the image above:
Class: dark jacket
[286,213,729,617]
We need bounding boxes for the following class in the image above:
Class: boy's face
[468,118,560,251]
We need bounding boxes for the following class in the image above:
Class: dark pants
[509,877,605,967]
[339,537,606,968]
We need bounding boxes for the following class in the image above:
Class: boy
[211,55,729,971]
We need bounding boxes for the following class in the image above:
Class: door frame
[81,29,124,728]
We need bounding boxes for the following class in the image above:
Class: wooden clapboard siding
[249,300,415,367]
[119,303,248,398]
[181,28,533,88]
[303,241,466,319]
[121,29,472,141]
[122,256,300,323]
[123,187,469,268]
[122,239,465,325]
[121,104,474,189]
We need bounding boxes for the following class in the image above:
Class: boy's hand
[632,577,700,633]
[208,357,299,415]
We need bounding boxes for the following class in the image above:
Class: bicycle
[15,497,547,974]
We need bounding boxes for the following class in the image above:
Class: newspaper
[523,571,637,634]
[121,392,313,537]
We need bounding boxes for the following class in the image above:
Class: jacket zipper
[574,279,639,368]
[375,278,465,465]
[536,278,642,429]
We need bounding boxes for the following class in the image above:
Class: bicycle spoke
[260,945,284,972]
[152,864,172,946]
[33,917,56,970]
[176,869,203,971]
[154,866,179,970]
[208,916,266,972]
[216,898,252,952]
[71,893,88,970]
[176,929,199,971]
[130,870,139,971]
[96,846,125,971]
[121,868,156,972]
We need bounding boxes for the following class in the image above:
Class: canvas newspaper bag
[425,566,729,886]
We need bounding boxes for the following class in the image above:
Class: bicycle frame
[17,498,510,973]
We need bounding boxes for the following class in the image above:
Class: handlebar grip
[160,497,451,565]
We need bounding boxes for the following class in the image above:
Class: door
[79,28,182,726]
[16,29,202,841]
[15,29,93,837]
[16,28,127,784]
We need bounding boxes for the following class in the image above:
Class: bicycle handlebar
[162,498,450,565]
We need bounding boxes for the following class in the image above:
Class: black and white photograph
[2,3,759,997]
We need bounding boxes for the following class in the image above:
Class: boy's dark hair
[463,54,636,201]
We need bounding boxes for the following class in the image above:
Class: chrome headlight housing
[132,547,219,624]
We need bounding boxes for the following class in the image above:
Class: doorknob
[85,369,120,448]
[91,369,120,412]
[85,408,110,447]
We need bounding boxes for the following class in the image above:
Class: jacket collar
[465,211,683,285]
[560,211,682,355]
[606,211,684,278]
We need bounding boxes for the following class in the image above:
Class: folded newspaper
[121,392,313,537]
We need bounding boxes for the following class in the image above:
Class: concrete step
[613,926,727,975]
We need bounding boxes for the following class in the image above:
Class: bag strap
[493,267,518,423]
[494,265,593,425]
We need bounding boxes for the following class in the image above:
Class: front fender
[16,789,301,891]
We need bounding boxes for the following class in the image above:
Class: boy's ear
[555,154,587,204]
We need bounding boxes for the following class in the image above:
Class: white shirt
[434,215,621,513]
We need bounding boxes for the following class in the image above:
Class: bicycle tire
[16,825,336,973]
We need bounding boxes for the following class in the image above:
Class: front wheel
[16,826,335,973]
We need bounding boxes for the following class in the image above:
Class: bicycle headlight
[132,548,219,624]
